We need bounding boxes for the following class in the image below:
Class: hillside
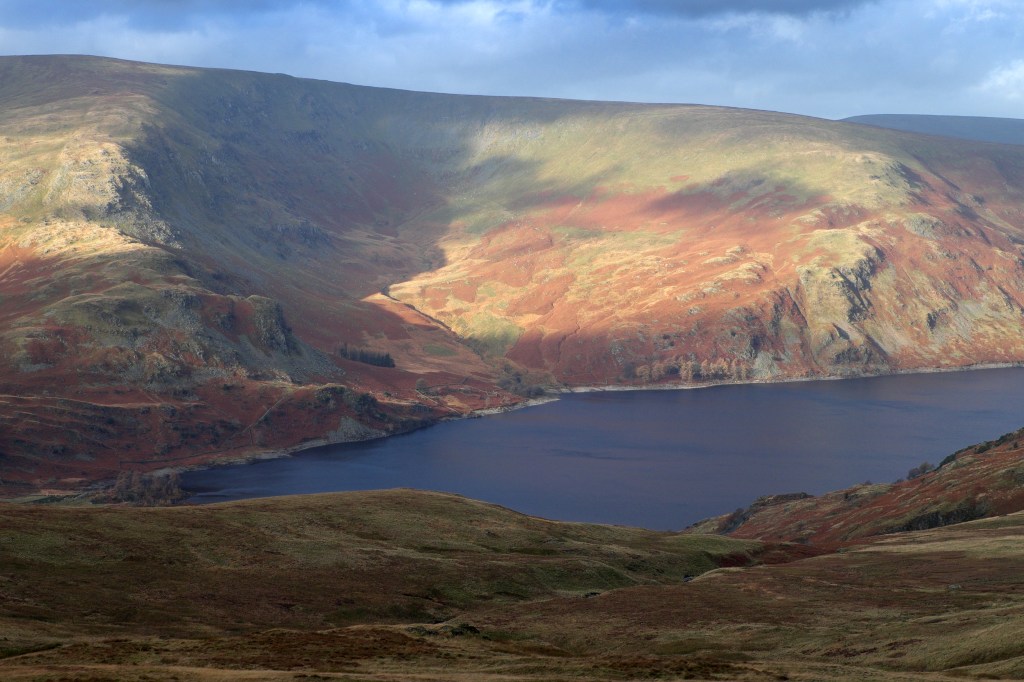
[688,426,1024,546]
[5,55,1024,492]
[845,114,1024,146]
[3,488,1024,680]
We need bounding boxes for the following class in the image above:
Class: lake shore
[13,361,1021,506]
[554,361,1024,395]
[178,364,1024,529]
[137,362,1024,487]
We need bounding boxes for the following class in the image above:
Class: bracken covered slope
[0,56,523,493]
[688,427,1024,546]
[5,55,1024,492]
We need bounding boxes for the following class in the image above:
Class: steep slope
[0,56,521,494]
[688,427,1024,546]
[845,114,1024,146]
[5,55,1024,493]
[390,106,1024,385]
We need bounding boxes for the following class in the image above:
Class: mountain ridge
[5,55,1024,493]
[844,113,1024,146]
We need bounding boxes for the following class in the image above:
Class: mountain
[5,55,1024,493]
[845,114,1024,145]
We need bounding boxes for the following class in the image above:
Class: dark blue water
[182,368,1024,530]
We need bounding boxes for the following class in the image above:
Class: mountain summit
[4,55,1024,493]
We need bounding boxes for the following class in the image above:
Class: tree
[907,461,934,480]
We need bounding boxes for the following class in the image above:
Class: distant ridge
[844,114,1024,145]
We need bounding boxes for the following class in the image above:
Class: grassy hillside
[845,114,1024,146]
[3,488,1024,680]
[689,426,1024,546]
[0,489,774,679]
[6,55,1024,492]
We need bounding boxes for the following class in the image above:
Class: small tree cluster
[106,471,184,505]
[344,391,383,418]
[906,461,935,480]
[498,369,545,398]
[338,343,395,368]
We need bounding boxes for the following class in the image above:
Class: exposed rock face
[4,55,1024,492]
[247,296,297,355]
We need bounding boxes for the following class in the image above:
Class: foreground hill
[5,55,1024,491]
[845,114,1024,145]
[689,426,1024,546]
[3,488,1024,680]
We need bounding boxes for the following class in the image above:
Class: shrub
[338,343,395,368]
[906,461,934,480]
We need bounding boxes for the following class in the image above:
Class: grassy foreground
[0,489,766,679]
[3,488,1024,680]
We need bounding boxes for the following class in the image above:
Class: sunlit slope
[387,104,1024,383]
[4,55,1024,491]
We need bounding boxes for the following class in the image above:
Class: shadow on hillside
[118,67,636,301]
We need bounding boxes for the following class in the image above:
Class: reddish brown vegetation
[692,428,1024,546]
[5,56,1024,496]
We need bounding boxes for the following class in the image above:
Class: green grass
[422,342,457,357]
[457,312,524,356]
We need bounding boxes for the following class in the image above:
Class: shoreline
[182,361,1024,474]
[10,361,1024,505]
[554,361,1024,395]
[185,361,1024,476]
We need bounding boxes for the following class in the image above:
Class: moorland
[4,55,1024,680]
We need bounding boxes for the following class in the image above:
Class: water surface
[183,368,1024,529]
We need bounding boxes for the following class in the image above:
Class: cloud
[566,0,874,17]
[0,0,1022,119]
[979,60,1024,101]
[421,0,874,17]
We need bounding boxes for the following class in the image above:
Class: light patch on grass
[423,342,457,357]
[457,312,523,356]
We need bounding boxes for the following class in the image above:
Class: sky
[0,0,1022,120]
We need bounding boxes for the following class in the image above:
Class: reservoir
[183,367,1024,530]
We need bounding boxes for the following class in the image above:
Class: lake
[182,367,1024,530]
